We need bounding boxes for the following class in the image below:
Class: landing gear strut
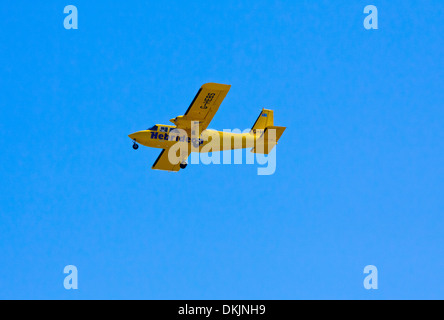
[132,140,139,150]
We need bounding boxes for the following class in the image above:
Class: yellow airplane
[128,83,286,171]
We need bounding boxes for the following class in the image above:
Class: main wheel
[132,143,139,150]
[180,163,187,169]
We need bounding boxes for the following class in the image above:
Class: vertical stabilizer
[251,109,274,134]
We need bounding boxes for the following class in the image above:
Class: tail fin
[251,108,274,134]
[250,108,286,154]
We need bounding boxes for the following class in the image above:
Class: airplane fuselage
[129,125,259,152]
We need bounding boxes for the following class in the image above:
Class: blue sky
[0,1,443,299]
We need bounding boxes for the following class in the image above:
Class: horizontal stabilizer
[251,126,286,154]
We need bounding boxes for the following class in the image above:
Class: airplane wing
[155,83,230,171]
[151,147,190,172]
[170,83,231,132]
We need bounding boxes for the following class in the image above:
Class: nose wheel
[132,140,139,150]
[180,162,187,169]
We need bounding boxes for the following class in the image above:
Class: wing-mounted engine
[170,116,204,131]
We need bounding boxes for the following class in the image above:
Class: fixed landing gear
[132,140,139,150]
[180,162,188,169]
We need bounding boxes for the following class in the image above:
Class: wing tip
[201,83,231,91]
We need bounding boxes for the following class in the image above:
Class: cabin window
[159,127,168,133]
[148,125,158,131]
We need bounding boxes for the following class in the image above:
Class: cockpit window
[148,125,158,131]
[159,126,168,133]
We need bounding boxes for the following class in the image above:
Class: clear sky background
[0,1,443,299]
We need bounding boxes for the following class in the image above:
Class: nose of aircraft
[128,131,147,142]
[129,130,151,147]
[128,132,139,140]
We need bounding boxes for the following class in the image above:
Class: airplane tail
[250,108,274,134]
[250,109,286,154]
